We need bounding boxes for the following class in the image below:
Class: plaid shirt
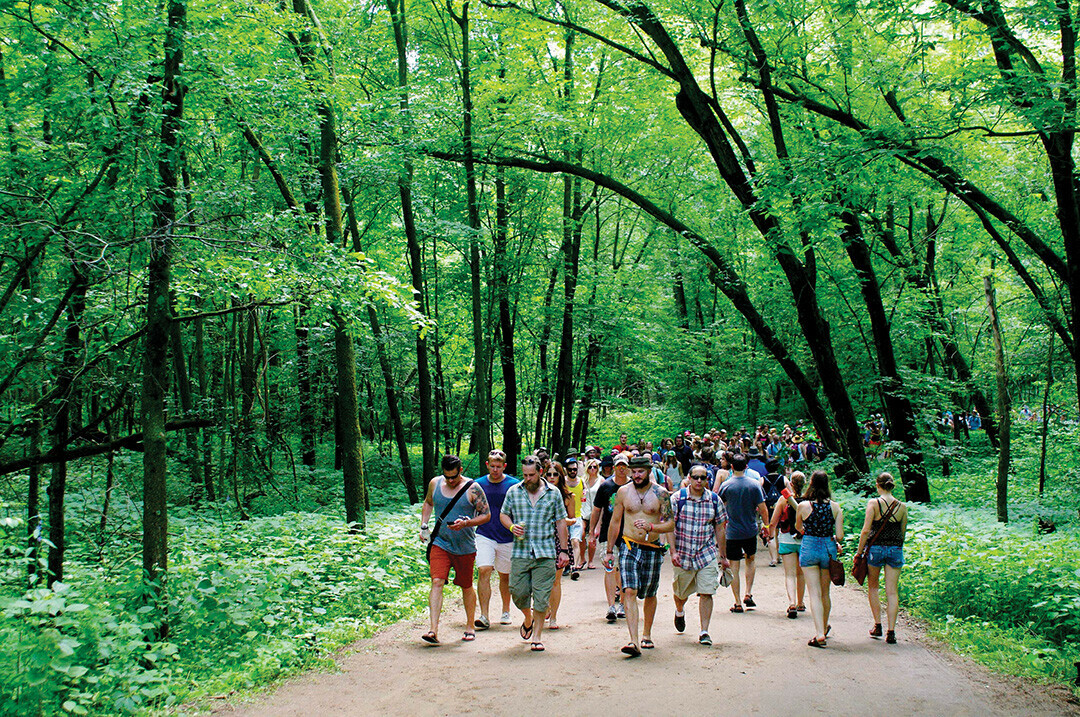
[670,488,727,570]
[501,481,568,560]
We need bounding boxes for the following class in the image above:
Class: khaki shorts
[509,557,558,613]
[672,557,720,599]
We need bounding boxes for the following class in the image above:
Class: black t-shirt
[593,478,623,543]
[676,444,694,473]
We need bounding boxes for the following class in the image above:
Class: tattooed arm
[650,485,675,534]
[450,483,490,530]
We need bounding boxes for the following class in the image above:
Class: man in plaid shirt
[500,455,570,652]
[670,464,729,646]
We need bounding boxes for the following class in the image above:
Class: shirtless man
[605,455,674,656]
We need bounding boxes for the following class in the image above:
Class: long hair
[789,471,807,498]
[805,469,831,502]
[546,461,571,502]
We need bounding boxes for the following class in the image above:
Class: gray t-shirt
[718,475,766,540]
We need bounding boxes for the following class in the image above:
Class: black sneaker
[699,632,712,646]
[606,606,617,623]
[674,613,686,633]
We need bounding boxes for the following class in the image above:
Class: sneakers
[674,612,686,633]
[474,615,490,630]
[606,606,618,623]
[886,630,896,644]
[699,632,712,646]
[616,603,626,619]
[499,611,512,625]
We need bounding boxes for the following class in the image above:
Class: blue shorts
[867,545,904,569]
[778,541,800,556]
[798,535,837,569]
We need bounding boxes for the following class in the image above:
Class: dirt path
[219,555,1077,716]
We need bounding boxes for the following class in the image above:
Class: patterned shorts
[619,540,664,598]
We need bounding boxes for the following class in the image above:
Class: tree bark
[841,209,930,501]
[534,266,559,450]
[142,0,185,637]
[494,165,521,468]
[388,0,435,481]
[985,275,1010,523]
[169,297,203,502]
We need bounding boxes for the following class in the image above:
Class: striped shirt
[670,488,727,571]
[501,481,569,560]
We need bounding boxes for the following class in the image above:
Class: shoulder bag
[426,479,475,563]
[851,498,900,585]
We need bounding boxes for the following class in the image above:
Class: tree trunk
[193,307,215,500]
[449,1,491,461]
[295,304,316,467]
[494,165,521,468]
[335,310,364,529]
[367,306,419,502]
[534,266,559,450]
[142,0,185,638]
[388,0,435,481]
[841,209,930,501]
[985,275,1010,523]
[169,298,203,502]
[1038,333,1054,494]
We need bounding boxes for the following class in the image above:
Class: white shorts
[475,534,512,574]
[569,520,583,542]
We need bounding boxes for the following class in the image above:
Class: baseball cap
[600,456,614,468]
[613,454,630,466]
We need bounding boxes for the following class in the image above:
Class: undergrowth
[0,507,428,716]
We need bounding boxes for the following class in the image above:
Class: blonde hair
[585,458,600,472]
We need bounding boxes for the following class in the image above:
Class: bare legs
[548,569,563,627]
[604,563,620,608]
[428,577,446,635]
[729,554,757,606]
[867,565,902,631]
[462,585,477,632]
[477,566,510,621]
[698,594,713,633]
[803,566,831,642]
[781,551,803,607]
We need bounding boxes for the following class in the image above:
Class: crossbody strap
[863,499,900,553]
[430,479,474,544]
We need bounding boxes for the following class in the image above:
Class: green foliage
[0,508,428,716]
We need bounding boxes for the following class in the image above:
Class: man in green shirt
[500,455,570,652]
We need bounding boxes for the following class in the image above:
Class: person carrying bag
[851,498,900,585]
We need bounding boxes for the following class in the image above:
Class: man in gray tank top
[419,455,490,645]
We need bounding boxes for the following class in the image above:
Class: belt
[622,536,666,553]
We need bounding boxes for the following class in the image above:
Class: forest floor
[215,552,1079,716]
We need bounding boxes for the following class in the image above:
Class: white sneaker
[499,611,512,625]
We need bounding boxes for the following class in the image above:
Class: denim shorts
[867,544,904,569]
[798,535,837,569]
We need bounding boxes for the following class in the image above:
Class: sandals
[787,606,798,619]
[520,622,534,640]
[870,623,883,638]
[641,638,655,649]
[743,595,756,608]
[730,604,744,613]
[461,631,475,642]
[530,641,545,652]
[621,643,642,657]
[547,620,561,630]
[796,605,806,612]
[421,631,439,644]
[807,637,827,648]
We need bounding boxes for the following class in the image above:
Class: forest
[1,0,1078,711]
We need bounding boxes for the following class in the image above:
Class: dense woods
[0,0,1078,710]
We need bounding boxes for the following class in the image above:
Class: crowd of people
[419,426,908,655]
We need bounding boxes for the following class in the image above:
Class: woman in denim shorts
[856,472,909,644]
[795,470,844,648]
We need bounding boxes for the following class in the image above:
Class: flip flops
[640,638,655,649]
[520,622,534,640]
[621,643,642,657]
[807,637,827,648]
[530,641,545,652]
[461,631,475,642]
[421,631,439,644]
[730,604,744,613]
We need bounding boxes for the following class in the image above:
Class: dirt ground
[218,551,1079,717]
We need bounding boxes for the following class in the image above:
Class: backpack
[674,488,721,524]
[762,473,783,508]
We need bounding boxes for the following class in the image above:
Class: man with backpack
[718,454,769,613]
[670,465,729,646]
[761,459,785,567]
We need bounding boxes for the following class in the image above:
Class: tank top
[803,500,834,538]
[432,478,476,555]
[777,502,802,544]
[870,497,905,547]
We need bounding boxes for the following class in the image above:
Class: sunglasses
[689,475,708,481]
